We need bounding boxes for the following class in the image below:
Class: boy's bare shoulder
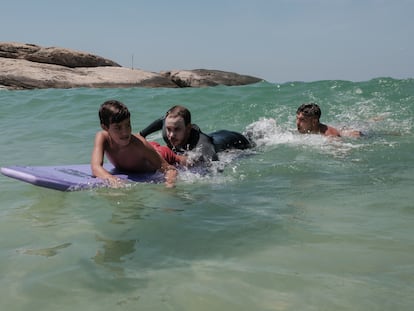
[95,129,108,136]
[94,130,110,142]
[131,133,148,146]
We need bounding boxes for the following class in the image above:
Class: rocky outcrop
[0,42,263,90]
[0,42,120,68]
[0,57,177,89]
[161,69,262,87]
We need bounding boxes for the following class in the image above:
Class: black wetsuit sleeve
[197,132,218,161]
[139,117,164,138]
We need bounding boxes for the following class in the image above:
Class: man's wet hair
[165,105,191,126]
[99,100,131,127]
[296,103,321,119]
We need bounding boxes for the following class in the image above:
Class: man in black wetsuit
[139,105,251,165]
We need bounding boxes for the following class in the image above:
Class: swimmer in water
[296,103,362,137]
[140,105,251,165]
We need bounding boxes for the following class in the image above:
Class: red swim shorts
[149,141,180,165]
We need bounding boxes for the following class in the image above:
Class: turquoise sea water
[1,78,413,310]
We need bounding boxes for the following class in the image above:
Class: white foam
[243,118,365,158]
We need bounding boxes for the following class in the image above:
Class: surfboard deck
[1,163,164,191]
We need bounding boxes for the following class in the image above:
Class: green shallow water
[1,79,413,310]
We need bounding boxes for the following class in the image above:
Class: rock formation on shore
[0,42,262,90]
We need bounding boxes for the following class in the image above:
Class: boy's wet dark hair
[296,103,321,119]
[165,105,191,126]
[99,100,131,127]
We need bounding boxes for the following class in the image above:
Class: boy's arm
[141,138,177,188]
[139,117,164,138]
[160,162,178,188]
[91,131,122,185]
[175,154,188,166]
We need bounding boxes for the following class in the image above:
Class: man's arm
[323,125,341,137]
[340,129,363,137]
[183,133,218,166]
[324,124,362,138]
[197,133,219,162]
[139,117,164,137]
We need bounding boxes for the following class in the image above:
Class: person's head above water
[164,105,193,148]
[296,103,322,134]
[98,100,133,147]
[99,100,130,128]
[296,103,321,119]
[295,102,362,137]
[166,105,191,125]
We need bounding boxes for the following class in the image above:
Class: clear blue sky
[2,0,413,83]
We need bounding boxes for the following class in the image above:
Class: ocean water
[1,78,413,310]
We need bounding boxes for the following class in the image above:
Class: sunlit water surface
[1,78,413,310]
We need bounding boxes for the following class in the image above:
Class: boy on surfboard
[91,100,178,188]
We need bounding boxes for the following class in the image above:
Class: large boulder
[0,58,177,89]
[0,42,120,68]
[161,69,262,87]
